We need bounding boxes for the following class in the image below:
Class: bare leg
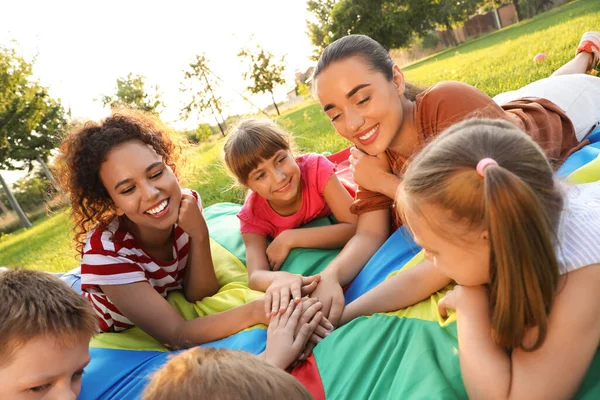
[552,52,593,77]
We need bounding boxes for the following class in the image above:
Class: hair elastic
[476,158,498,176]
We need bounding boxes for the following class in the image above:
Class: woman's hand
[309,272,345,326]
[177,193,207,239]
[265,272,321,318]
[266,230,293,270]
[349,147,392,193]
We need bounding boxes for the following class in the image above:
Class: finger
[291,283,302,304]
[271,291,280,316]
[320,296,332,319]
[300,280,319,296]
[294,311,323,348]
[264,291,272,318]
[313,323,331,339]
[309,333,323,346]
[279,299,296,327]
[269,308,281,329]
[300,275,321,285]
[438,299,448,318]
[328,299,344,327]
[298,300,323,328]
[280,288,290,313]
[303,341,316,358]
[272,260,282,271]
[321,316,334,331]
[301,297,319,312]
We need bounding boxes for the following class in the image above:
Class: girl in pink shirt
[224,119,357,318]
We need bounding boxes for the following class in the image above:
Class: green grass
[1,0,598,272]
[403,0,600,96]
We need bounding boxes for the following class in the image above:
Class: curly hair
[54,108,185,254]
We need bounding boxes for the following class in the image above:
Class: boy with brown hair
[142,298,323,400]
[0,269,97,399]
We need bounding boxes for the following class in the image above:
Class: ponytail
[484,166,560,350]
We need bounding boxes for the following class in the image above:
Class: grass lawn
[1,0,598,272]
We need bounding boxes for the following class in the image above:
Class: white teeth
[146,199,168,215]
[359,125,378,141]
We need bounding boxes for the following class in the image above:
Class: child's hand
[266,231,293,270]
[296,305,334,362]
[265,298,323,370]
[265,272,320,318]
[177,193,207,239]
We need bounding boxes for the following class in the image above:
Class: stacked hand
[177,192,207,238]
[265,298,333,370]
[348,147,391,193]
[264,272,320,318]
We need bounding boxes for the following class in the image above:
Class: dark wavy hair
[54,108,184,254]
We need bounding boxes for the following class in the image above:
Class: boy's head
[224,118,294,185]
[142,347,313,400]
[0,269,97,399]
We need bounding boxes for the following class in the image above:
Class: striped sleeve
[80,228,146,288]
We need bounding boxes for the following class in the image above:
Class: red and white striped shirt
[81,189,201,332]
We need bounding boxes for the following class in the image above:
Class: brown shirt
[350,81,588,218]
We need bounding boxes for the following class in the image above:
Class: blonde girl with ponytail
[341,118,600,399]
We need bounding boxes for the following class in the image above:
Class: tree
[101,73,164,114]
[180,54,227,136]
[429,0,485,47]
[0,45,67,228]
[306,0,337,60]
[238,45,287,116]
[307,0,439,52]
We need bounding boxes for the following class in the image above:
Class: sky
[1,0,318,184]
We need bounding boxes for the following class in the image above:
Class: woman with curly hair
[55,109,268,348]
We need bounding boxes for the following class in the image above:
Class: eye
[120,186,135,195]
[331,114,341,122]
[73,369,85,381]
[150,169,164,179]
[357,96,371,105]
[29,383,51,393]
[255,173,265,181]
[278,156,287,163]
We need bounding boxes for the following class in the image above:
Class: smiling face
[315,56,407,156]
[0,334,90,400]
[404,201,491,286]
[99,140,182,234]
[244,149,302,211]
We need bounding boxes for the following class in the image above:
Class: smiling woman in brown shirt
[307,33,600,325]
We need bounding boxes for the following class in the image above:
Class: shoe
[576,31,600,70]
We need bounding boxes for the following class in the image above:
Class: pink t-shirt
[237,153,336,238]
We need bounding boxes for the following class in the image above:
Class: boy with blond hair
[143,298,323,400]
[0,269,97,399]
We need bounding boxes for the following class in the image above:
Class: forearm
[341,260,451,324]
[457,299,511,400]
[376,171,402,199]
[248,269,277,292]
[177,300,263,348]
[184,233,219,302]
[323,230,388,286]
[289,223,357,250]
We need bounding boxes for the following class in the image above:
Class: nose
[345,108,365,133]
[274,167,287,183]
[140,180,160,201]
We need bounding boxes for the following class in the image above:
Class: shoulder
[556,182,600,274]
[298,153,336,191]
[417,81,504,136]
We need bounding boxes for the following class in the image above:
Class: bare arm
[178,193,219,303]
[101,282,265,349]
[310,208,391,325]
[450,265,600,400]
[340,259,452,324]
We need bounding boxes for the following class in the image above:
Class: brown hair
[399,118,562,350]
[142,347,313,400]
[54,108,185,253]
[0,269,97,367]
[223,118,295,184]
[313,34,424,101]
